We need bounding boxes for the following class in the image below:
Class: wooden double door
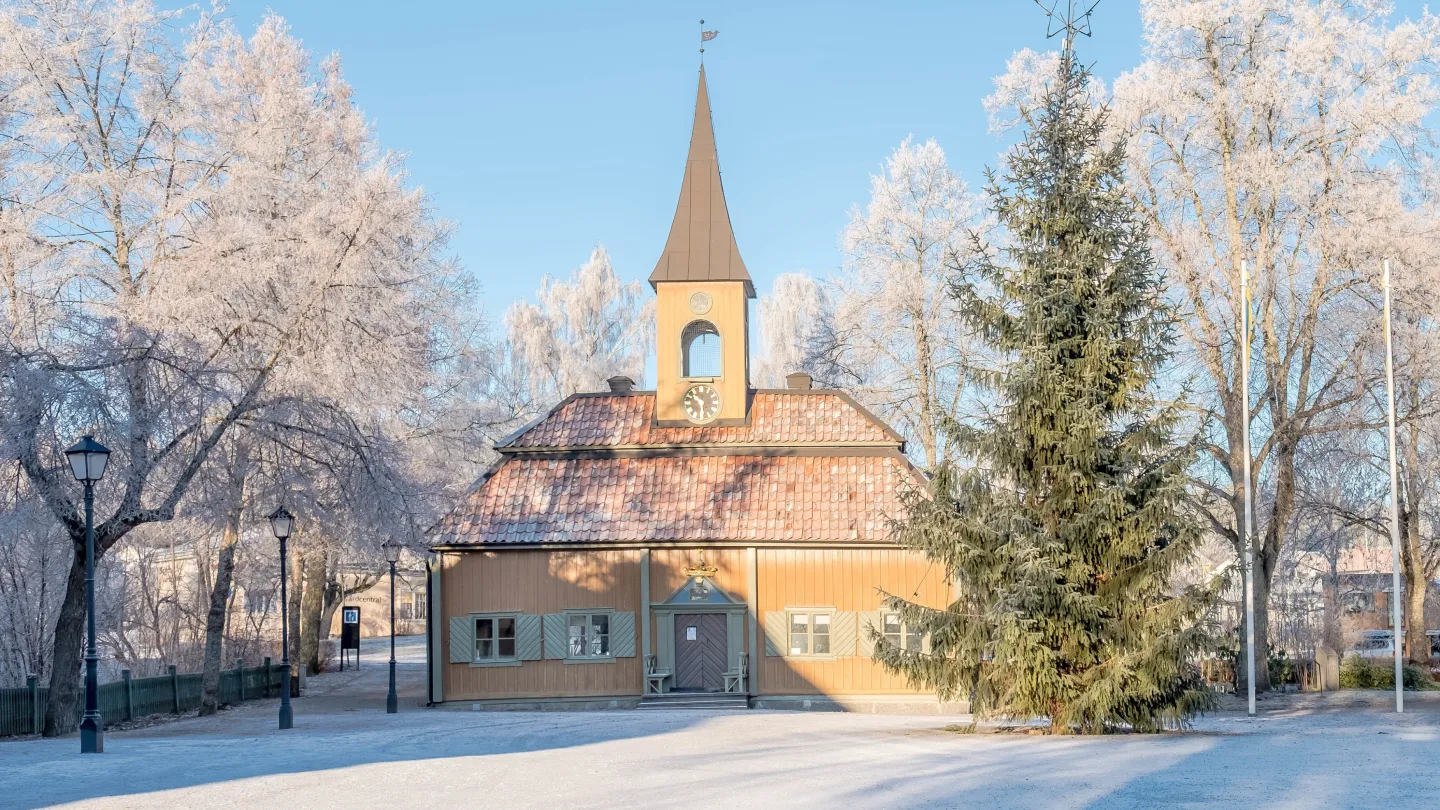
[673,613,728,692]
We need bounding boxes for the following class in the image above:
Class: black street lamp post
[268,506,295,730]
[65,435,111,754]
[383,540,401,714]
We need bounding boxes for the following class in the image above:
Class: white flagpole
[1241,259,1256,717]
[1382,259,1404,713]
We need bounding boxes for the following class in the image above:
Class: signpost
[341,606,361,671]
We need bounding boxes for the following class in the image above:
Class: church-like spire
[649,66,754,298]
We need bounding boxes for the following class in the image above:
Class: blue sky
[221,1,1434,324]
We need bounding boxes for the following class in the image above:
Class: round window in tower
[682,321,722,378]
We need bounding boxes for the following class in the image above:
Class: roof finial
[700,19,718,63]
[1036,0,1099,55]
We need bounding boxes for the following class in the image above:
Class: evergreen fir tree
[875,39,1216,733]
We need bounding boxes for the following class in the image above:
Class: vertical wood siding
[442,550,643,700]
[647,548,751,661]
[755,548,948,696]
[649,548,749,601]
[441,546,946,701]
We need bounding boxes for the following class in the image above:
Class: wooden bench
[645,654,671,695]
[723,652,748,694]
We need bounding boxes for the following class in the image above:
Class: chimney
[785,372,813,391]
[607,376,635,393]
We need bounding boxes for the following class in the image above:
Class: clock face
[689,291,712,315]
[681,384,722,424]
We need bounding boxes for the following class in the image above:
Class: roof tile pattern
[433,455,919,545]
[504,392,896,448]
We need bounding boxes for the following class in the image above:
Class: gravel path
[3,640,1437,809]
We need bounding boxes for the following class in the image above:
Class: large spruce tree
[875,41,1215,733]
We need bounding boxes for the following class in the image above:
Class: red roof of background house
[431,390,922,547]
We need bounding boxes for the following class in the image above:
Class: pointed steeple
[650,66,755,298]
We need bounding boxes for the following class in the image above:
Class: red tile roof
[432,455,920,545]
[502,391,899,448]
[432,389,920,547]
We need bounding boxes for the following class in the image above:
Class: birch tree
[753,272,828,388]
[503,244,652,412]
[830,138,978,469]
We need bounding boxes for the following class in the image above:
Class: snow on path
[2,653,1437,810]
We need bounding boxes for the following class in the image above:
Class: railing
[1198,654,1329,693]
[0,658,287,737]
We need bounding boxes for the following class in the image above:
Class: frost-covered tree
[1107,0,1440,690]
[830,138,979,469]
[753,272,828,388]
[879,39,1215,733]
[503,244,652,411]
[0,4,472,734]
[1303,321,1440,667]
[0,473,68,687]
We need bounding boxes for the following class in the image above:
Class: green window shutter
[611,612,637,657]
[448,616,474,663]
[858,611,881,659]
[516,614,543,661]
[543,613,568,659]
[831,611,858,657]
[763,611,786,656]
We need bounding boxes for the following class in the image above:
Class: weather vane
[1036,0,1100,51]
[699,19,718,62]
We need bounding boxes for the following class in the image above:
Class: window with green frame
[475,615,517,662]
[788,611,831,656]
[881,612,923,652]
[567,612,611,658]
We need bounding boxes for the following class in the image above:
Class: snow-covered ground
[3,637,1437,809]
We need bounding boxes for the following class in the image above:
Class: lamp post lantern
[65,435,110,754]
[383,540,402,714]
[268,506,295,730]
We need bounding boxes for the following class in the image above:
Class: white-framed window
[475,614,518,662]
[788,611,832,656]
[567,612,611,659]
[882,612,923,651]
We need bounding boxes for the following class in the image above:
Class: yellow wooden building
[426,67,959,712]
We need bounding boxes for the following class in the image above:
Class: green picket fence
[0,659,286,737]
